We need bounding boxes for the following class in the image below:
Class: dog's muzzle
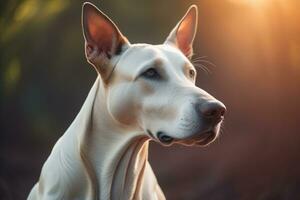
[155,100,226,146]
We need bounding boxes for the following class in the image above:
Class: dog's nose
[199,101,226,121]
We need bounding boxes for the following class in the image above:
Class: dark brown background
[1,0,300,199]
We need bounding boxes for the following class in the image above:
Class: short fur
[28,2,226,200]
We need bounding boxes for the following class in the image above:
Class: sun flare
[229,0,269,6]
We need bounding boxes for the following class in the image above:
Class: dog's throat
[110,138,149,199]
[84,135,149,199]
[82,77,150,199]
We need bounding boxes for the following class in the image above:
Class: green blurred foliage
[0,0,191,145]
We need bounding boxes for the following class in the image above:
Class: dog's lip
[175,128,218,147]
[193,131,216,146]
[192,131,213,142]
[147,123,221,146]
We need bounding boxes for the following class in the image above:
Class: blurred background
[1,0,300,199]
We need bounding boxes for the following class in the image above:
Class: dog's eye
[141,68,160,79]
[189,69,196,79]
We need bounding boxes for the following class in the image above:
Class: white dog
[28,2,226,200]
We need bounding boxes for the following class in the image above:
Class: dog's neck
[78,76,149,199]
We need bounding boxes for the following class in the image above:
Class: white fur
[28,3,225,200]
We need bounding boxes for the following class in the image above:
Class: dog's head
[82,2,226,147]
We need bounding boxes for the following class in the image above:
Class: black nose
[199,101,226,120]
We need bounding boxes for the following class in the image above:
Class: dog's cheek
[107,85,140,126]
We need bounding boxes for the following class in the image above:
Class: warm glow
[229,0,270,6]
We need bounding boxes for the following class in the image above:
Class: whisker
[196,59,217,67]
[193,63,211,74]
[192,55,217,75]
[192,55,216,66]
[192,59,208,63]
[192,58,216,67]
[200,64,211,74]
[192,55,208,61]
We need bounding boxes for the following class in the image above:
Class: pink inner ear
[176,9,196,57]
[177,22,192,55]
[86,9,117,55]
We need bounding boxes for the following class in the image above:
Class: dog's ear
[164,5,198,59]
[82,2,130,78]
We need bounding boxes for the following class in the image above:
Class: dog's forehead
[116,44,190,74]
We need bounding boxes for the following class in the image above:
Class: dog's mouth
[153,125,220,147]
[182,130,217,146]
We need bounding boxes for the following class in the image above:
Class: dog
[28,2,226,200]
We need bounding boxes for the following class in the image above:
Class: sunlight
[228,0,270,6]
[226,0,299,71]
